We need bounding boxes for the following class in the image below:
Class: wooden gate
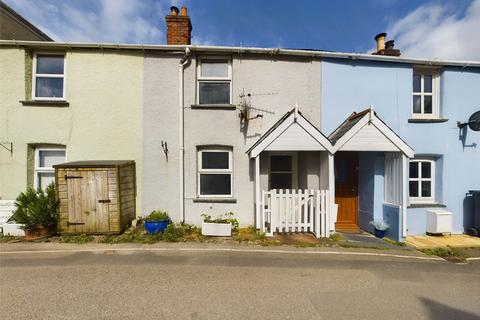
[261,189,330,238]
[66,170,109,233]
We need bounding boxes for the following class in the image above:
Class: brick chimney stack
[166,6,192,45]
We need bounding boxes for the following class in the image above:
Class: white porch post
[255,155,261,229]
[401,154,408,238]
[328,153,335,233]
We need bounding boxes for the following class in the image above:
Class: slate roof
[328,109,373,145]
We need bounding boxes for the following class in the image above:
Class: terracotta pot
[24,226,55,241]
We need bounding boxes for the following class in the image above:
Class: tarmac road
[0,246,479,320]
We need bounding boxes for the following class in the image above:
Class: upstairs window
[412,69,439,118]
[409,158,435,203]
[34,147,66,190]
[197,58,232,105]
[197,148,233,197]
[33,53,65,100]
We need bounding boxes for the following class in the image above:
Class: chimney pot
[374,32,387,52]
[170,6,179,15]
[181,6,187,16]
[385,40,394,50]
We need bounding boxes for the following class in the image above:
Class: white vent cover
[426,209,452,234]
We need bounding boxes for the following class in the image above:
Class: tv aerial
[238,91,275,129]
[457,110,480,131]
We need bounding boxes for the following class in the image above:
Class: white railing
[261,189,330,238]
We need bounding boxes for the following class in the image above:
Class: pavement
[1,243,479,320]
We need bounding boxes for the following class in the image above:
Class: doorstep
[405,234,480,249]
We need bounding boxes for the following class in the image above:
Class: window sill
[408,203,447,208]
[192,198,237,203]
[20,100,69,107]
[408,118,448,123]
[191,104,236,110]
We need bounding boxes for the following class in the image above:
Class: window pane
[413,74,421,92]
[423,75,432,93]
[409,162,419,178]
[36,77,64,98]
[202,152,229,169]
[199,82,230,104]
[270,156,292,172]
[421,181,431,197]
[201,60,229,77]
[39,150,66,168]
[37,55,64,74]
[200,174,231,195]
[421,162,431,178]
[271,173,292,190]
[409,181,419,197]
[38,172,55,190]
[413,95,421,113]
[424,96,432,114]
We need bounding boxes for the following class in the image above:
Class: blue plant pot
[144,219,170,235]
[374,228,387,239]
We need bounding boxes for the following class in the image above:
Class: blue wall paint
[322,59,480,235]
[383,204,402,241]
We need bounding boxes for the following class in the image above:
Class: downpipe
[179,48,191,223]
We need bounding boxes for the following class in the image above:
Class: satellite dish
[468,111,480,131]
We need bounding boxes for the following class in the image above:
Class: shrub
[9,184,58,231]
[370,219,389,231]
[161,223,204,242]
[145,210,169,222]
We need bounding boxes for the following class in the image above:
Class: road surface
[1,247,479,319]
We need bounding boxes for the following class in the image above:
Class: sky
[4,0,480,60]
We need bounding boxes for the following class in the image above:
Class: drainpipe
[179,47,191,223]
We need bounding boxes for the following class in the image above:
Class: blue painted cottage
[319,35,480,240]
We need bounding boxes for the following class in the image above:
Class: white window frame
[411,67,440,119]
[197,148,233,198]
[34,146,66,189]
[196,56,232,105]
[268,152,298,190]
[409,158,435,203]
[32,52,67,101]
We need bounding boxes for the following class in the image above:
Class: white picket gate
[261,189,330,238]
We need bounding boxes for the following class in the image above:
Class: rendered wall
[143,53,322,225]
[0,47,143,215]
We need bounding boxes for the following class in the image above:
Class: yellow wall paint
[0,48,144,215]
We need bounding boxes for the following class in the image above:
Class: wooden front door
[66,170,109,233]
[335,152,359,231]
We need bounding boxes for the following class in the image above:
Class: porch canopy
[329,107,414,157]
[247,105,334,158]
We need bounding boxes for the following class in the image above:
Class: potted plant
[370,219,389,238]
[201,212,238,237]
[8,184,59,240]
[144,210,170,235]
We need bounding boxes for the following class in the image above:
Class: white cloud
[4,0,174,44]
[387,0,480,60]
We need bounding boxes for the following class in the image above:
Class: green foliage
[101,226,162,244]
[9,184,58,231]
[370,219,389,231]
[329,233,343,242]
[60,234,95,244]
[421,246,465,262]
[201,212,239,232]
[145,210,169,222]
[383,237,407,247]
[164,223,205,242]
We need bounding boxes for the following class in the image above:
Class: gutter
[179,48,191,223]
[1,40,479,68]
